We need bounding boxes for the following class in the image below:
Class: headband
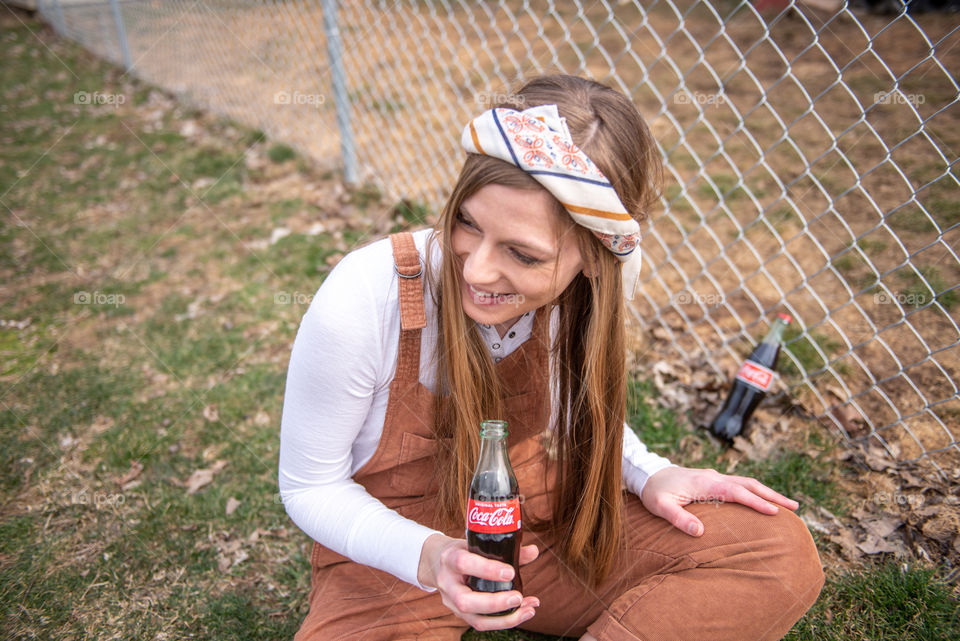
[461,104,643,300]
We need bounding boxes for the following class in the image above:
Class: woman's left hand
[640,466,799,536]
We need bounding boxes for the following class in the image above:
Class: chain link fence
[33,0,959,471]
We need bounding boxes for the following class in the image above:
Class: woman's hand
[418,534,540,630]
[640,466,799,536]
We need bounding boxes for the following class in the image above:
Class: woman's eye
[511,249,540,266]
[455,211,476,229]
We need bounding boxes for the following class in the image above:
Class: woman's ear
[581,258,600,278]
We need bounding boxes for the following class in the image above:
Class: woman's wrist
[417,533,455,589]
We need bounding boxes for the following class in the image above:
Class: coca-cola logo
[466,499,521,533]
[736,360,774,391]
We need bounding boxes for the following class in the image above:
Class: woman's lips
[466,282,513,305]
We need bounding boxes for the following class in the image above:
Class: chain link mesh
[36,0,959,471]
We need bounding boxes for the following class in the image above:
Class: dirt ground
[45,0,959,501]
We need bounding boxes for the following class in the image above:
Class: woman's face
[451,183,585,335]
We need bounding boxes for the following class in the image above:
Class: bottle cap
[777,313,792,324]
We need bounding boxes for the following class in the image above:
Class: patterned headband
[461,104,643,300]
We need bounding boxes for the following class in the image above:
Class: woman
[279,75,824,641]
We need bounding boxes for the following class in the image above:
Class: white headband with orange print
[461,104,643,300]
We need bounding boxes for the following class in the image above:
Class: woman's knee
[768,507,825,607]
[696,503,825,607]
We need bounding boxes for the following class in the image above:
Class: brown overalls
[293,233,824,641]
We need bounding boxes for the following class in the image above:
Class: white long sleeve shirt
[278,229,674,590]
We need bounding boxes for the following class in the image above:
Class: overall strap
[389,232,426,383]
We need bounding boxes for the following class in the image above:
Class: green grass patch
[888,204,938,234]
[0,361,137,494]
[786,561,960,641]
[896,266,958,311]
[350,182,383,209]
[267,143,296,164]
[698,173,750,203]
[392,199,432,228]
[782,328,844,376]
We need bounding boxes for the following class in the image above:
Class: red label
[466,498,521,533]
[736,360,775,391]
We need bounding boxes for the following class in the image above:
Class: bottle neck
[763,318,788,344]
[478,430,509,465]
[477,421,509,467]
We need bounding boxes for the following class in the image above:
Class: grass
[782,327,846,377]
[1,12,956,641]
[896,266,959,311]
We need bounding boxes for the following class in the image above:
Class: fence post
[108,0,133,72]
[52,0,66,36]
[320,0,358,186]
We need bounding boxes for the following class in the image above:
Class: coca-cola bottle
[466,419,522,615]
[709,313,792,441]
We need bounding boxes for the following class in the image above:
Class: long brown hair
[429,74,662,586]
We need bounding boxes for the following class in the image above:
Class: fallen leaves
[184,460,227,495]
[225,497,241,516]
[197,527,290,574]
[201,403,219,423]
[116,461,144,491]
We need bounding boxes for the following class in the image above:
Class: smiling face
[450,183,586,336]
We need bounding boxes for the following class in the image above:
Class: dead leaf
[732,429,778,461]
[217,555,231,572]
[801,506,842,535]
[185,460,227,494]
[116,460,144,489]
[226,497,241,515]
[857,534,900,555]
[202,404,219,423]
[232,549,249,567]
[922,512,959,542]
[90,415,114,435]
[861,516,902,539]
[828,528,863,560]
[254,410,270,426]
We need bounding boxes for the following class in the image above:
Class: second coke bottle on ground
[709,313,792,440]
[465,419,522,615]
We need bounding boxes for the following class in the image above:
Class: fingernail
[508,595,522,607]
[521,610,534,622]
[500,568,513,580]
[688,522,701,536]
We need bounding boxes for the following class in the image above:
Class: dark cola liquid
[467,530,522,594]
[710,339,782,440]
[467,469,522,616]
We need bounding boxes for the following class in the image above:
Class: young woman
[279,74,824,641]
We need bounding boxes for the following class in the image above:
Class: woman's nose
[461,240,500,286]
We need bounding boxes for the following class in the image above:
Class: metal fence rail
[34,0,959,471]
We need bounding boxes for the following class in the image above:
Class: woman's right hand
[418,533,540,631]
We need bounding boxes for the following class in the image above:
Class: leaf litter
[635,320,959,582]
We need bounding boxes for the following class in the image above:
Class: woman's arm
[278,248,442,589]
[621,422,676,497]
